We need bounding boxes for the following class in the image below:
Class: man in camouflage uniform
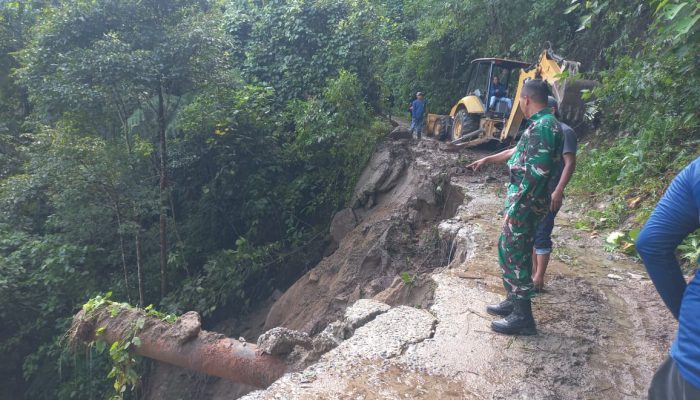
[468,79,563,335]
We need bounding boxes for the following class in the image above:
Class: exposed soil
[263,137,461,335]
[145,126,677,400]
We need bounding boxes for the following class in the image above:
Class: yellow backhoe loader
[426,48,596,148]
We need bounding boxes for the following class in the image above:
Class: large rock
[351,142,410,209]
[342,299,391,334]
[306,299,391,356]
[329,208,357,244]
[257,327,311,356]
[388,126,411,140]
[164,311,201,345]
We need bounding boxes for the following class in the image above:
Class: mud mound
[264,140,464,334]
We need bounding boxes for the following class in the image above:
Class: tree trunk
[115,205,132,304]
[70,307,286,388]
[135,227,145,307]
[157,82,168,299]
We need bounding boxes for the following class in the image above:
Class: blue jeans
[411,118,424,137]
[534,210,557,255]
[649,356,700,399]
[489,96,512,110]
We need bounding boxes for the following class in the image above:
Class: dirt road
[239,133,675,400]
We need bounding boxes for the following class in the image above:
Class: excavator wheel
[451,109,479,141]
[433,115,452,140]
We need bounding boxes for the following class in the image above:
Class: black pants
[649,356,700,400]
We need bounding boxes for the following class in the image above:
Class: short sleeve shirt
[505,108,563,221]
[411,99,425,121]
[547,122,577,194]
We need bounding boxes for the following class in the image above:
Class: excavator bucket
[553,79,597,124]
[500,49,597,141]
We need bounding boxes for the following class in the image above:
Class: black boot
[486,298,514,316]
[490,298,537,335]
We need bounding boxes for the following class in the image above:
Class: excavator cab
[448,58,528,142]
[466,59,524,117]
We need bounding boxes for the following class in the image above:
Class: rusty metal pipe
[71,307,287,388]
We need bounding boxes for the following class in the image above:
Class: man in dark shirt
[488,76,511,111]
[532,96,578,291]
[636,157,700,399]
[410,92,426,139]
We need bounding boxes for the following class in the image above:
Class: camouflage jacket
[505,108,563,221]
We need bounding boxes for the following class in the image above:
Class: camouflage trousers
[497,215,539,300]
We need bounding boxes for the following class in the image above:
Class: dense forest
[0,0,697,398]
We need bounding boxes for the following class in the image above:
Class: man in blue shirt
[636,156,700,399]
[410,92,426,139]
[488,76,512,111]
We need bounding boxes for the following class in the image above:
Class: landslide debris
[264,139,463,335]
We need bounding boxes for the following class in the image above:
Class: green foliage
[105,338,140,400]
[0,224,113,399]
[224,0,387,110]
[0,1,38,180]
[604,229,640,256]
[169,240,281,317]
[1,0,238,397]
[571,0,699,230]
[288,70,384,206]
[678,231,700,269]
[400,271,417,286]
[652,0,699,52]
[81,295,177,399]
[604,228,699,273]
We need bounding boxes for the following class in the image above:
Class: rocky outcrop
[350,141,410,210]
[257,328,311,356]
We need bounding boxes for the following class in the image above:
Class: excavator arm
[501,49,584,141]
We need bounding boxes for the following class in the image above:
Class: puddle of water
[343,362,464,400]
[587,285,645,397]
